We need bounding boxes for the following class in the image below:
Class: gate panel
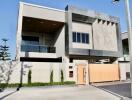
[89,64,119,83]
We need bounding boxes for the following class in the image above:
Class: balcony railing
[21,44,56,53]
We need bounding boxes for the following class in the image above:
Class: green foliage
[64,81,75,84]
[61,70,64,83]
[0,38,10,61]
[28,70,32,84]
[50,70,53,84]
[0,81,75,88]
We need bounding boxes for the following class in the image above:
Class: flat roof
[20,2,119,23]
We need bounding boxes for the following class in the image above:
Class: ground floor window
[69,71,73,78]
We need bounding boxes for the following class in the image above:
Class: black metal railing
[21,44,56,53]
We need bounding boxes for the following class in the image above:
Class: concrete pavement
[0,85,129,100]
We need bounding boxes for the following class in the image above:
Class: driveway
[98,83,132,98]
[0,85,124,100]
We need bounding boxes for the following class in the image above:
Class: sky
[0,0,132,59]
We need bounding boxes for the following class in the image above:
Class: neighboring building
[11,2,122,84]
[119,32,130,80]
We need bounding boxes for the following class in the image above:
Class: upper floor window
[72,32,76,42]
[77,32,81,43]
[72,32,89,44]
[22,36,39,45]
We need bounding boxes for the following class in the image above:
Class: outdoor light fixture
[112,0,120,4]
[113,0,120,2]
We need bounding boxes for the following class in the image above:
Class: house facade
[119,32,130,80]
[13,2,122,84]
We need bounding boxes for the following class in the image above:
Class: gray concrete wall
[72,22,93,49]
[22,3,65,22]
[54,26,65,57]
[92,19,118,51]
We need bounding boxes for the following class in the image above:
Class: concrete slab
[0,85,122,100]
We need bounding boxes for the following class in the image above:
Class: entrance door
[77,65,86,85]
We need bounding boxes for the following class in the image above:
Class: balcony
[21,44,56,53]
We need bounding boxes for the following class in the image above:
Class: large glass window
[22,36,39,45]
[72,32,89,44]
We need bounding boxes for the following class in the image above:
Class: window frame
[72,32,89,44]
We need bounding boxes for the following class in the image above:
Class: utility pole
[124,0,132,97]
[113,0,132,97]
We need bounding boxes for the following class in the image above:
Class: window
[77,32,81,43]
[72,32,76,42]
[69,66,73,69]
[72,32,89,44]
[86,34,89,43]
[22,36,39,45]
[82,33,85,43]
[69,71,73,78]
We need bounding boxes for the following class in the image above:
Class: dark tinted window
[82,33,85,43]
[22,36,39,45]
[69,71,73,78]
[77,32,81,43]
[22,36,39,41]
[86,34,89,44]
[72,32,76,42]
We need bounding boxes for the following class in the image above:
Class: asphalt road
[99,83,132,98]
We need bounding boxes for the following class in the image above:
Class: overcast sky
[0,0,132,59]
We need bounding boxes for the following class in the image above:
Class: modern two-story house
[13,2,122,85]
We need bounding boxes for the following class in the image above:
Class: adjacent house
[119,32,130,80]
[12,2,122,85]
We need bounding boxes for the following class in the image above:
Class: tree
[61,70,64,83]
[0,61,18,91]
[50,70,53,84]
[0,39,10,61]
[0,39,18,91]
[28,70,32,84]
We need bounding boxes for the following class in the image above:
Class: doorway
[77,64,86,85]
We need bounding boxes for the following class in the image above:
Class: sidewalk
[0,85,125,100]
[92,80,131,87]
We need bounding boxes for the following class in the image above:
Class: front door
[77,65,86,85]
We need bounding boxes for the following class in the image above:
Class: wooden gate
[89,64,120,83]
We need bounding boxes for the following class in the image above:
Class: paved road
[99,83,132,98]
[0,85,123,100]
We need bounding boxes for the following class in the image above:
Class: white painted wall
[9,62,28,83]
[72,22,93,49]
[21,52,57,58]
[119,62,130,80]
[9,62,64,83]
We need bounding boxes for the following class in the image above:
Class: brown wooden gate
[89,64,120,83]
